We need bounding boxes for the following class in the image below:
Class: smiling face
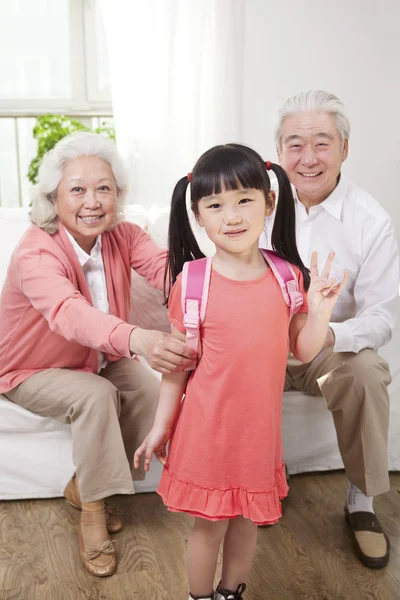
[55,156,118,253]
[278,111,348,208]
[196,186,275,259]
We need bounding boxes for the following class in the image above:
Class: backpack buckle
[287,281,304,314]
[183,313,200,329]
[184,299,200,330]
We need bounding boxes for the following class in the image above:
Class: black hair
[164,143,309,297]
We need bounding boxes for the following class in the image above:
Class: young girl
[134,144,347,600]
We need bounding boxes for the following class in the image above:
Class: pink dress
[158,265,308,525]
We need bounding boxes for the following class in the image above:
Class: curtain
[100,0,244,211]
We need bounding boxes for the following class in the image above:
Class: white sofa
[0,207,399,500]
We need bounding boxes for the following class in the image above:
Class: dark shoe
[64,477,124,534]
[345,507,390,568]
[216,582,246,599]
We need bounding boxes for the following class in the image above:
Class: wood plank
[0,472,399,599]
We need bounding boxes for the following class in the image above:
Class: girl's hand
[133,426,172,472]
[307,251,348,315]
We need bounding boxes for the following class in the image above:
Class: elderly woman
[0,132,195,577]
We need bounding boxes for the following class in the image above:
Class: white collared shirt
[260,176,399,353]
[65,230,110,371]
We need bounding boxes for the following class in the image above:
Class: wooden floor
[0,471,399,600]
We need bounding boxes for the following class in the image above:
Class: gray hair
[275,89,351,150]
[30,131,128,234]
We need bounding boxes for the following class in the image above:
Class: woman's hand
[129,328,196,373]
[134,426,172,471]
[307,251,348,316]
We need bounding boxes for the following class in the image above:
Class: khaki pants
[285,348,391,497]
[5,358,159,502]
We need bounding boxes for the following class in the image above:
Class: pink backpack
[181,249,304,363]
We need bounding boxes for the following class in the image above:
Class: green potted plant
[27,114,115,185]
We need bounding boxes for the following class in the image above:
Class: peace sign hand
[307,251,348,316]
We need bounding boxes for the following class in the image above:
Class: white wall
[241,0,400,236]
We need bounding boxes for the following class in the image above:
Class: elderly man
[261,90,399,568]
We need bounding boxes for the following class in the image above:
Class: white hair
[275,89,351,150]
[30,131,128,234]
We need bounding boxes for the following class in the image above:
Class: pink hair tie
[265,161,272,171]
[187,172,192,182]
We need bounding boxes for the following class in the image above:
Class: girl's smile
[223,228,247,238]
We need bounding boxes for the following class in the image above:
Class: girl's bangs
[191,149,266,203]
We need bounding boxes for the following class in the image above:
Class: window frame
[0,0,112,116]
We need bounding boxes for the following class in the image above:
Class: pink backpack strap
[260,249,304,318]
[181,257,212,366]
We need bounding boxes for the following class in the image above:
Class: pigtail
[164,176,205,300]
[269,163,310,289]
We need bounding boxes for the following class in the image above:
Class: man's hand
[129,328,196,373]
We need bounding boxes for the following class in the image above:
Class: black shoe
[216,582,246,599]
[345,507,390,568]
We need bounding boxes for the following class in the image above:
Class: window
[0,0,112,112]
[0,0,113,207]
[0,1,72,102]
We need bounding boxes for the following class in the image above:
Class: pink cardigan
[0,221,167,393]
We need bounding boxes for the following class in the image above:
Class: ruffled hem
[157,463,288,526]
